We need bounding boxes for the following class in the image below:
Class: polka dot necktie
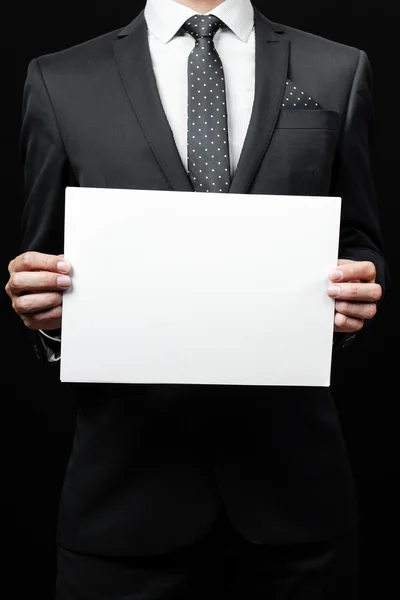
[182,14,231,193]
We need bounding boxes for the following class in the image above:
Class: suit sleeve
[19,58,77,364]
[330,49,389,351]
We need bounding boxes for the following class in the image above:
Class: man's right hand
[5,252,72,331]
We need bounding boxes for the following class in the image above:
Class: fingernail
[329,269,343,281]
[57,275,71,288]
[327,285,341,297]
[57,261,71,273]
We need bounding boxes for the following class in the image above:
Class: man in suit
[5,0,387,597]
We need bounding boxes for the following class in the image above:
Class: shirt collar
[144,0,254,44]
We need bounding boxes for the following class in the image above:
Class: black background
[2,1,398,596]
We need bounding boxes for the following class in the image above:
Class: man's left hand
[327,259,382,333]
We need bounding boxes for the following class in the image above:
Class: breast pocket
[254,110,340,196]
[275,109,340,131]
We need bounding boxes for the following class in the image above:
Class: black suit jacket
[20,8,388,556]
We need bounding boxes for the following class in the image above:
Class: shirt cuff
[38,330,61,363]
[39,329,61,342]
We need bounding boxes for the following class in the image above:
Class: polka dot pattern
[183,14,230,193]
[281,80,322,109]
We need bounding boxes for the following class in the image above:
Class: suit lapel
[113,11,193,192]
[113,9,289,195]
[229,10,290,194]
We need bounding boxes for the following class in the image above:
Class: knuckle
[45,293,59,308]
[10,273,22,290]
[355,319,364,331]
[8,259,14,274]
[348,267,357,281]
[15,296,32,312]
[341,301,352,315]
[33,311,44,323]
[42,293,53,308]
[347,286,357,300]
[366,262,376,279]
[43,273,56,287]
[366,304,377,319]
[21,252,35,270]
[21,315,33,328]
[373,284,382,301]
[42,254,51,270]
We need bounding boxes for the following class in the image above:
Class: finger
[327,282,382,302]
[334,312,364,332]
[11,252,71,274]
[9,271,71,294]
[329,261,376,283]
[334,301,377,320]
[21,306,63,330]
[7,257,15,275]
[4,280,11,298]
[13,292,62,315]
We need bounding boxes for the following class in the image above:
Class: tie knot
[182,14,223,40]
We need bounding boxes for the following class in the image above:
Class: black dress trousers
[55,510,358,600]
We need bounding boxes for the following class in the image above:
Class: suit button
[33,345,40,360]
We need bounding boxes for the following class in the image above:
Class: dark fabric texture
[55,511,358,599]
[19,8,388,557]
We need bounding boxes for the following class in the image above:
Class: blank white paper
[60,188,341,386]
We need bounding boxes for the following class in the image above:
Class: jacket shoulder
[261,15,367,110]
[266,14,362,61]
[260,12,363,79]
[30,26,121,76]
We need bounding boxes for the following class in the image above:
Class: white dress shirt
[145,0,255,176]
[40,0,256,359]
